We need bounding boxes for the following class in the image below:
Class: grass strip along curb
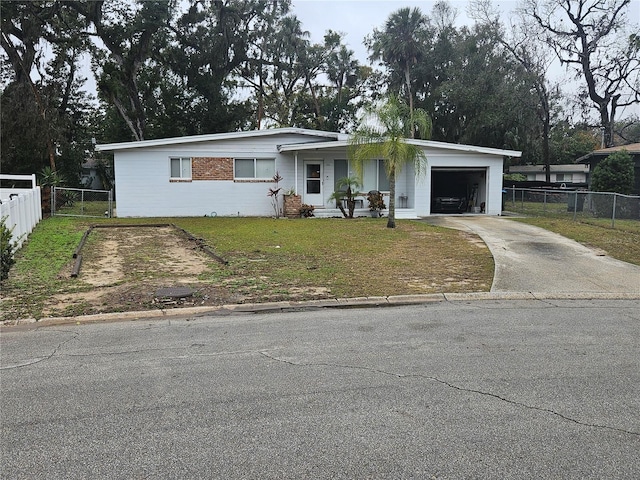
[70,223,228,277]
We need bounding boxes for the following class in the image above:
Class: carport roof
[278,139,522,157]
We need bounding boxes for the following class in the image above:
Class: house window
[377,159,390,191]
[234,158,275,179]
[334,159,349,191]
[362,159,390,192]
[556,173,572,182]
[170,157,192,179]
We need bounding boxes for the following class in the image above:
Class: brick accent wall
[283,194,302,218]
[192,157,233,180]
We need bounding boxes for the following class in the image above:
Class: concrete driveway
[422,216,640,295]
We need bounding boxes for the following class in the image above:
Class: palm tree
[349,96,431,228]
[328,176,362,219]
[367,7,429,120]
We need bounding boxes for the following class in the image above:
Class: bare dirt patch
[42,226,240,317]
[39,225,345,318]
[80,227,210,285]
[82,239,125,286]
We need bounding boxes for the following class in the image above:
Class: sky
[290,0,640,59]
[291,0,477,61]
[290,0,640,118]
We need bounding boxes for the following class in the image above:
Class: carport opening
[431,169,487,214]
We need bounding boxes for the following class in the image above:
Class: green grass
[0,216,494,320]
[7,217,87,287]
[504,200,640,233]
[175,217,494,297]
[55,200,113,217]
[1,217,90,319]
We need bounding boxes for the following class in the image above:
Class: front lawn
[0,217,494,320]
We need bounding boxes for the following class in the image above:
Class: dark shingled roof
[577,143,640,163]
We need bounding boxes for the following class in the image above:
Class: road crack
[0,331,79,370]
[259,351,639,437]
[62,346,279,359]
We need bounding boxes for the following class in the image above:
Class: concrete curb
[3,291,639,329]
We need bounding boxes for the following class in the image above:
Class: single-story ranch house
[507,164,589,185]
[95,128,521,218]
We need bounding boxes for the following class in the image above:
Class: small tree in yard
[1,217,16,282]
[591,150,634,194]
[267,171,284,218]
[349,95,431,228]
[329,176,362,218]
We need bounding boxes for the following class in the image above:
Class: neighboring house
[577,143,640,194]
[95,128,521,218]
[80,159,106,190]
[508,164,589,185]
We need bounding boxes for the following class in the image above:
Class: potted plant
[299,204,315,217]
[367,190,386,217]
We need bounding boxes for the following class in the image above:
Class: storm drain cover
[155,287,195,298]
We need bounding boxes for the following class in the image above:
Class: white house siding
[395,163,413,208]
[113,134,331,217]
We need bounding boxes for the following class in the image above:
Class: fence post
[543,190,547,214]
[611,193,616,228]
[51,187,56,216]
[81,189,85,215]
[573,191,578,221]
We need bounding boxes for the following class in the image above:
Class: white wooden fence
[0,174,42,248]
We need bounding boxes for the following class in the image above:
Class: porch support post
[294,151,299,194]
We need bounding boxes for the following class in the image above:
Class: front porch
[310,207,418,219]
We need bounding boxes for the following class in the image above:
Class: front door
[304,161,323,206]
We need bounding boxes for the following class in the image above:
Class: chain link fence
[503,187,640,229]
[52,187,114,218]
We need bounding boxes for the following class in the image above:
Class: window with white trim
[362,159,390,192]
[170,157,192,179]
[234,158,275,179]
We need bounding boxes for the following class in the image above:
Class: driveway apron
[422,216,640,295]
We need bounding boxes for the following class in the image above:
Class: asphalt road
[2,299,639,479]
